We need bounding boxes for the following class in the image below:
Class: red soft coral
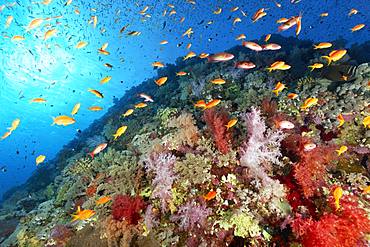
[291,194,370,247]
[290,136,336,198]
[203,108,231,154]
[112,195,146,225]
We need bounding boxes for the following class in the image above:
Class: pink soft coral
[144,152,177,212]
[111,195,146,225]
[203,108,231,154]
[291,194,370,247]
[170,200,211,231]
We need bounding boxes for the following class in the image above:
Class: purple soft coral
[170,200,211,231]
[145,152,177,212]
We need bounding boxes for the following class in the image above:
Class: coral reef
[1,36,369,247]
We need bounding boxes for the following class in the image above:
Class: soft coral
[291,194,370,247]
[203,108,231,154]
[111,195,146,225]
[293,142,336,198]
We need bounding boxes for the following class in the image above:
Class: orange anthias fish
[287,93,298,100]
[71,206,95,222]
[313,42,332,49]
[211,78,226,85]
[205,99,221,109]
[272,82,286,96]
[308,63,324,71]
[100,76,112,84]
[182,27,194,38]
[89,143,108,159]
[1,132,11,140]
[71,103,81,116]
[155,77,168,86]
[203,190,217,201]
[89,106,103,111]
[264,34,271,42]
[301,97,318,110]
[199,53,209,59]
[8,119,20,132]
[236,34,246,40]
[207,52,234,63]
[44,29,57,40]
[76,41,88,49]
[252,8,267,22]
[321,50,347,65]
[225,119,238,130]
[183,51,196,60]
[135,102,148,109]
[194,100,207,108]
[27,18,43,30]
[176,71,188,76]
[152,61,164,68]
[96,196,112,205]
[333,187,343,211]
[267,61,291,72]
[337,113,345,127]
[123,109,134,117]
[31,98,47,103]
[242,41,263,52]
[52,116,76,126]
[348,8,359,17]
[88,89,104,98]
[351,24,365,32]
[12,35,25,41]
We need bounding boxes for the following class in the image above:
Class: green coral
[230,212,261,238]
[216,210,261,239]
[174,153,212,187]
[155,107,178,125]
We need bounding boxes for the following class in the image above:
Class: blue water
[0,0,368,200]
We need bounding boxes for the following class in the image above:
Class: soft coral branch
[203,108,231,154]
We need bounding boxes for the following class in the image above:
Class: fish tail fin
[267,68,273,72]
[89,152,94,159]
[313,45,318,49]
[272,90,279,96]
[308,66,314,71]
[322,56,332,65]
[71,215,79,222]
[51,117,55,126]
[113,134,118,140]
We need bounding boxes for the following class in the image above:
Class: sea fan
[111,194,146,225]
[240,107,284,170]
[145,152,177,212]
[170,200,211,231]
[203,108,232,154]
